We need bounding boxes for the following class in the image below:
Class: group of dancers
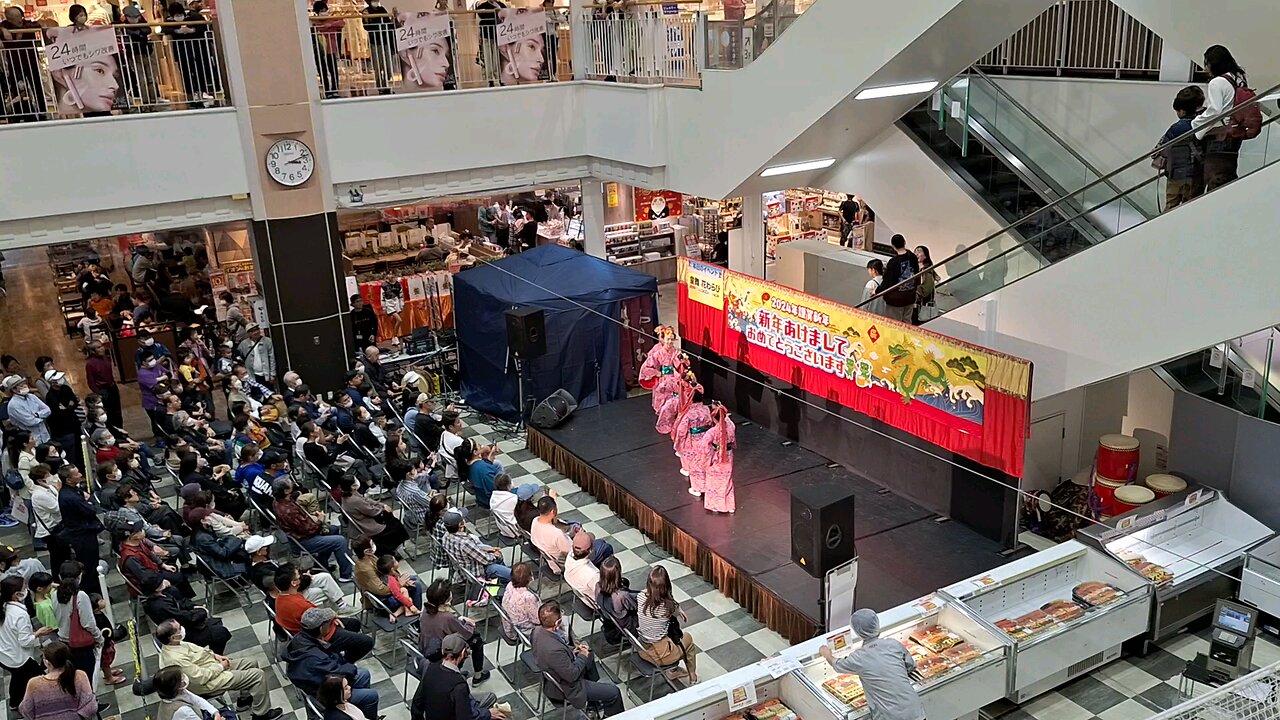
[639,326,737,514]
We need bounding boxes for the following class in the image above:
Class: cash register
[1207,599,1258,680]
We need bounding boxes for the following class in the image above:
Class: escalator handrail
[857,75,1280,310]
[964,67,1139,213]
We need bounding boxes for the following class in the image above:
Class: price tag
[726,680,757,712]
[1115,515,1137,532]
[913,595,940,615]
[762,655,803,679]
[1185,489,1205,508]
[826,630,853,654]
[971,575,996,589]
[1210,347,1225,368]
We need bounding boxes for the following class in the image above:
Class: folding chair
[398,637,426,698]
[262,598,294,659]
[488,599,526,687]
[540,670,592,720]
[489,511,529,565]
[360,589,420,670]
[454,562,497,637]
[121,573,144,623]
[191,551,251,612]
[621,628,682,703]
[596,612,631,680]
[301,694,323,720]
[566,587,601,650]
[536,549,567,600]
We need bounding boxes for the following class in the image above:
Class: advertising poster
[677,257,1033,477]
[44,26,120,116]
[396,11,455,93]
[496,8,548,86]
[634,189,683,222]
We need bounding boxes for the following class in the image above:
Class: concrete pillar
[580,179,606,258]
[730,192,765,278]
[568,0,589,80]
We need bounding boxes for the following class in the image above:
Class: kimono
[655,375,694,435]
[638,341,682,393]
[673,401,713,495]
[699,410,736,513]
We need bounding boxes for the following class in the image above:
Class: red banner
[677,258,1032,477]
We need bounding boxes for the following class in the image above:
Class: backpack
[1227,74,1262,140]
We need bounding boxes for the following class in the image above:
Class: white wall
[0,109,249,225]
[927,159,1280,400]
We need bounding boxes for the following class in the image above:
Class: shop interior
[601,181,741,282]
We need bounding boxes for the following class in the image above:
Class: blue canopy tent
[454,245,659,422]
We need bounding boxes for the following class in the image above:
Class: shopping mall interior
[3,1,1280,720]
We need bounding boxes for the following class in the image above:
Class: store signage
[825,629,852,654]
[634,189,683,222]
[683,259,724,309]
[606,183,619,208]
[726,681,758,712]
[662,3,679,14]
[44,26,117,72]
[496,9,549,85]
[761,655,802,678]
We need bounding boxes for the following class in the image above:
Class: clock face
[265,138,315,187]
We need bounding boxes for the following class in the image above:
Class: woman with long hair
[418,579,488,681]
[336,474,408,557]
[17,641,97,720]
[912,245,938,325]
[452,438,477,494]
[50,562,101,685]
[595,556,637,644]
[1195,45,1248,191]
[316,674,363,720]
[636,565,698,683]
[0,576,54,711]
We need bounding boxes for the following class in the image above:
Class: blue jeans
[485,562,512,584]
[300,529,353,578]
[589,538,615,568]
[349,668,379,719]
[383,576,424,611]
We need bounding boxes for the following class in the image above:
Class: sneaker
[237,696,253,711]
[687,489,702,497]
[471,670,491,686]
[0,516,18,529]
[467,590,491,608]
[337,575,354,584]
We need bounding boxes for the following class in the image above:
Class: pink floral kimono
[674,400,714,495]
[699,405,736,513]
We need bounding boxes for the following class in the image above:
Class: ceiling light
[760,158,836,177]
[855,81,939,100]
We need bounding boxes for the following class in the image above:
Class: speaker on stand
[505,307,547,425]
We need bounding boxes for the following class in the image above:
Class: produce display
[722,698,799,720]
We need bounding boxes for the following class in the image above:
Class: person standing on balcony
[162,1,211,108]
[0,6,49,123]
[312,2,344,99]
[475,0,507,87]
[1193,45,1247,192]
[362,0,395,95]
[120,5,160,106]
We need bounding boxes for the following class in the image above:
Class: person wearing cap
[247,545,355,615]
[5,376,50,445]
[531,599,625,717]
[119,520,194,599]
[0,546,45,583]
[272,477,356,582]
[440,511,511,587]
[411,633,503,720]
[41,370,81,467]
[564,531,603,608]
[155,619,282,720]
[341,370,368,411]
[531,495,614,574]
[236,324,276,389]
[489,476,537,538]
[820,609,925,720]
[140,575,231,654]
[282,608,380,719]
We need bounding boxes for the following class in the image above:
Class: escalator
[860,76,1280,400]
[1162,334,1280,423]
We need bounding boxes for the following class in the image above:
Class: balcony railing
[976,0,1162,79]
[578,5,701,85]
[309,9,573,98]
[0,21,228,124]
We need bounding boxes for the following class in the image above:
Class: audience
[530,495,613,573]
[410,634,505,720]
[317,674,375,720]
[155,620,281,720]
[637,565,698,683]
[247,541,354,614]
[117,521,194,599]
[352,537,422,620]
[530,600,624,717]
[489,476,537,537]
[139,575,231,653]
[51,561,101,683]
[564,531,602,607]
[272,477,355,582]
[282,609,380,720]
[0,575,53,711]
[18,642,97,720]
[270,564,371,661]
[439,512,511,589]
[152,666,233,720]
[418,579,490,684]
[501,562,567,642]
[595,556,638,644]
[336,474,408,557]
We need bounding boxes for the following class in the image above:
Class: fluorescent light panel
[760,158,836,177]
[855,80,939,100]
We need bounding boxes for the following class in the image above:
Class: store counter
[114,325,178,383]
[1078,488,1272,643]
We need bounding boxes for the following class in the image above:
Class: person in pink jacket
[699,402,736,514]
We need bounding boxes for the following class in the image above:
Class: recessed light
[854,81,939,100]
[760,158,837,177]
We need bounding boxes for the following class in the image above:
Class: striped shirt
[636,589,678,644]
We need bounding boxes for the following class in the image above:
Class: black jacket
[410,662,487,720]
[44,384,81,437]
[144,588,209,630]
[282,632,359,696]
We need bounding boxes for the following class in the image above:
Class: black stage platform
[529,395,1020,642]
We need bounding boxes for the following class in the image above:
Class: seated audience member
[117,521,194,598]
[140,575,231,654]
[336,474,408,557]
[185,492,250,539]
[530,600,624,717]
[418,579,489,684]
[489,476,538,537]
[410,634,504,720]
[281,609,379,719]
[189,523,252,578]
[500,562,568,642]
[530,495,613,573]
[440,512,511,587]
[564,531,602,608]
[391,458,434,532]
[246,539,354,613]
[152,666,234,720]
[103,486,189,559]
[272,478,355,581]
[318,674,384,720]
[595,557,638,644]
[352,537,421,619]
[155,620,281,720]
[271,564,371,661]
[637,565,698,683]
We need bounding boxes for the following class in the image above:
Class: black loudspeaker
[791,483,857,578]
[531,389,578,429]
[505,307,547,359]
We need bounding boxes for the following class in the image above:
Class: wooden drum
[1097,434,1140,481]
[1144,473,1187,499]
[1112,484,1155,514]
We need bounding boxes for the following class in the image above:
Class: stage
[528,395,1024,642]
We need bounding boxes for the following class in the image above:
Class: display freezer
[940,541,1151,703]
[1079,488,1273,642]
[1242,536,1280,619]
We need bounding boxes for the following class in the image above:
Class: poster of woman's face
[46,27,121,116]
[396,11,455,93]
[497,8,548,86]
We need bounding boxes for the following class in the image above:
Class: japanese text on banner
[396,12,451,52]
[45,26,118,72]
[497,9,546,46]
[683,259,724,309]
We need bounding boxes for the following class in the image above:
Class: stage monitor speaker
[531,389,578,429]
[505,307,547,359]
[791,483,856,578]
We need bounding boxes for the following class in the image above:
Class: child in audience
[90,592,127,685]
[376,554,421,622]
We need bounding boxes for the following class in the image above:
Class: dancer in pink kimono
[642,326,688,419]
[699,402,736,513]
[673,384,714,497]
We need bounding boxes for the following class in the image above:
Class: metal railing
[976,0,1162,79]
[578,8,700,85]
[703,0,813,70]
[0,21,227,124]
[309,10,572,98]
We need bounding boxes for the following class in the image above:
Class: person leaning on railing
[119,5,160,106]
[0,6,49,123]
[161,2,212,107]
[362,0,396,94]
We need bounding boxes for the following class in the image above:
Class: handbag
[666,615,684,644]
[68,596,97,648]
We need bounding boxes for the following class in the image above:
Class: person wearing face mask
[84,343,122,430]
[137,357,170,439]
[152,666,232,720]
[236,324,276,390]
[328,393,356,435]
[337,474,408,557]
[41,372,81,471]
[0,575,55,711]
[4,376,50,445]
[155,620,281,720]
[134,328,173,369]
[29,466,67,570]
[349,406,381,458]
